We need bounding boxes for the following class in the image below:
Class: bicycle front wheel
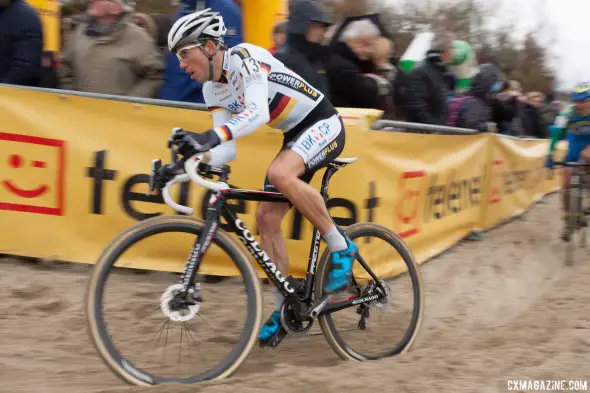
[315,222,424,361]
[85,215,262,386]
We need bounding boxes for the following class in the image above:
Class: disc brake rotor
[160,284,200,322]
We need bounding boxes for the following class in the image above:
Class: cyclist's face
[575,99,590,115]
[177,42,212,83]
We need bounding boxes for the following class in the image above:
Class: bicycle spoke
[183,321,199,348]
[163,320,170,365]
[178,323,184,369]
[182,321,208,366]
[154,319,170,349]
[197,312,216,330]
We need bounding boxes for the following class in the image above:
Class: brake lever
[147,159,162,196]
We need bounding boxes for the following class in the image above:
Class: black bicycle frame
[178,163,385,315]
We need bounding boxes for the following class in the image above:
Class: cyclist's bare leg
[582,145,590,163]
[256,201,291,312]
[256,202,291,284]
[266,150,345,241]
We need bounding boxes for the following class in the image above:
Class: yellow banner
[242,0,287,50]
[26,0,61,52]
[362,132,489,266]
[0,86,564,279]
[481,135,565,229]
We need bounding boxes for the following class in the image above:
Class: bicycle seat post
[320,165,339,200]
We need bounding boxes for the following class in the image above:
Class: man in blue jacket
[0,0,43,86]
[159,0,242,103]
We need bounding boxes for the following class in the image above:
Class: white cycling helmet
[168,8,227,81]
[167,8,227,53]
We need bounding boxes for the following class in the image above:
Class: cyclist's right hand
[545,155,554,170]
[168,127,221,158]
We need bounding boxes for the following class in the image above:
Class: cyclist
[166,9,358,346]
[545,81,590,241]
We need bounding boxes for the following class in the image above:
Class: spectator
[39,51,59,88]
[132,13,173,57]
[491,87,518,135]
[275,0,331,99]
[405,31,455,125]
[371,36,397,119]
[270,20,287,54]
[0,0,43,87]
[159,0,242,103]
[447,63,501,132]
[60,0,164,98]
[151,14,174,54]
[326,19,388,109]
[518,91,550,139]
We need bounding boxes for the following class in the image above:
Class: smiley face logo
[2,154,49,198]
[0,132,66,215]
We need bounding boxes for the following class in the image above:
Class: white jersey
[203,43,329,166]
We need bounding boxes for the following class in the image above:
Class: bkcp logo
[0,132,66,215]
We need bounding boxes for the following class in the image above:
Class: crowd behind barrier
[0,0,571,279]
[0,84,566,278]
[0,0,564,142]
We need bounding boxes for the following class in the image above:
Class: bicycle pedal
[259,328,288,348]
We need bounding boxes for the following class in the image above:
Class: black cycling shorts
[263,111,345,192]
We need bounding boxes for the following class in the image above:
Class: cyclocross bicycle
[553,161,590,266]
[85,146,424,386]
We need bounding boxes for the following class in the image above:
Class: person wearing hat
[59,0,164,98]
[274,0,332,99]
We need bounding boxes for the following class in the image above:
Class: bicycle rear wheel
[85,215,262,386]
[565,182,584,266]
[315,222,424,361]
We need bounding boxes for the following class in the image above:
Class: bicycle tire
[314,222,424,361]
[85,215,262,386]
[580,179,590,249]
[566,183,583,266]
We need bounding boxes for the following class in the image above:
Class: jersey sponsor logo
[268,72,320,101]
[569,120,590,135]
[308,140,338,169]
[214,85,230,97]
[228,100,241,112]
[300,122,332,151]
[227,108,261,130]
[244,72,263,85]
[222,52,230,73]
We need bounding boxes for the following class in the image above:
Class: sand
[1,193,588,393]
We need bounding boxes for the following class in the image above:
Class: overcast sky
[384,0,589,90]
[498,0,589,90]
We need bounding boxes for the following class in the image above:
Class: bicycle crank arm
[307,294,330,318]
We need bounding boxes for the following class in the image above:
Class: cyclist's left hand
[169,128,221,158]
